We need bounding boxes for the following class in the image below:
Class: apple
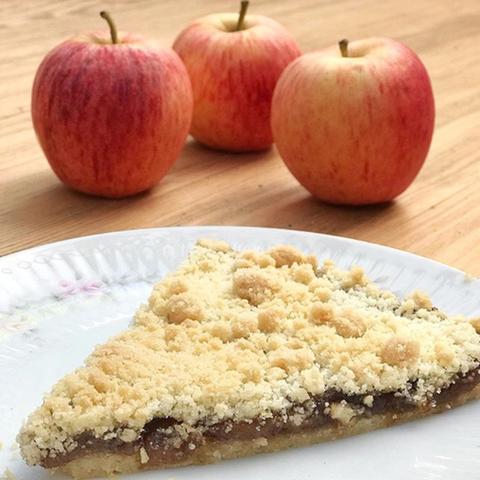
[271,37,435,205]
[172,1,302,152]
[32,11,193,198]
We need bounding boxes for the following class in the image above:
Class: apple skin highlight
[32,31,193,198]
[271,37,435,205]
[173,13,301,152]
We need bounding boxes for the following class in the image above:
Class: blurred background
[0,0,479,272]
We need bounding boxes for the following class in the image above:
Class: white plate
[1,226,480,480]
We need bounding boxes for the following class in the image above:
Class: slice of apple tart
[18,239,480,479]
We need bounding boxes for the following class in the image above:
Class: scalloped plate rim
[0,225,470,278]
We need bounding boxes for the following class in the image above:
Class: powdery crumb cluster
[18,240,480,465]
[1,469,16,480]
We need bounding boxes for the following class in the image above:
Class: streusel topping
[19,239,480,464]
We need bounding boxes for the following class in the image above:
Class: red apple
[271,37,435,205]
[32,12,193,198]
[172,1,301,152]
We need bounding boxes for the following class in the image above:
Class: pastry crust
[17,239,480,477]
[61,382,480,479]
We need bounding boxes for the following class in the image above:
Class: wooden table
[1,0,479,275]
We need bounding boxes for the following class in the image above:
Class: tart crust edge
[59,380,480,479]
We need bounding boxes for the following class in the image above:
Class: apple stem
[235,1,249,31]
[339,39,349,57]
[100,11,119,45]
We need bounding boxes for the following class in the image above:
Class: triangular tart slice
[18,239,480,479]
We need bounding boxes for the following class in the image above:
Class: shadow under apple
[171,138,275,171]
[242,189,403,238]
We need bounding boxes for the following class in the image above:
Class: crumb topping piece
[1,469,16,480]
[380,336,420,367]
[470,317,480,334]
[18,239,480,465]
[166,292,204,324]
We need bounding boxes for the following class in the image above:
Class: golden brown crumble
[380,336,420,367]
[1,469,16,480]
[165,292,204,324]
[267,245,304,267]
[329,401,357,425]
[406,290,433,310]
[18,239,480,466]
[139,447,149,464]
[233,269,280,306]
[470,317,480,334]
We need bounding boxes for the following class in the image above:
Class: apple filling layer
[19,240,480,476]
[42,367,480,469]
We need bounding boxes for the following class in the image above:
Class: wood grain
[1,0,479,274]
